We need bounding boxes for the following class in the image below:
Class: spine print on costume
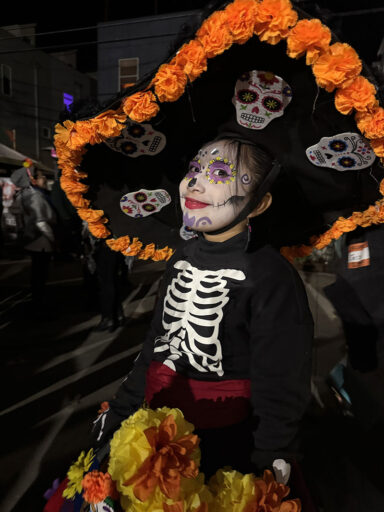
[154,260,246,376]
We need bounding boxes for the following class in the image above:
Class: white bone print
[154,260,246,376]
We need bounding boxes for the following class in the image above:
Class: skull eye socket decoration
[104,121,166,158]
[233,70,293,130]
[184,157,237,185]
[206,158,237,185]
[120,188,171,218]
[306,132,376,172]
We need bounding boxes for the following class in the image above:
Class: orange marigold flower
[243,470,297,512]
[356,107,384,139]
[286,18,331,65]
[138,243,156,261]
[87,222,111,239]
[152,247,174,262]
[335,75,377,115]
[153,64,187,103]
[370,137,384,159]
[60,176,89,194]
[123,91,160,123]
[82,470,118,505]
[225,0,259,45]
[125,237,143,255]
[106,236,131,252]
[65,192,90,209]
[77,208,105,223]
[91,110,126,140]
[172,40,207,82]
[196,10,233,59]
[254,0,298,45]
[334,217,357,232]
[125,414,199,502]
[312,42,362,93]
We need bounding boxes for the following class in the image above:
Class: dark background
[1,0,384,72]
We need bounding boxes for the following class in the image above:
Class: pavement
[0,251,383,511]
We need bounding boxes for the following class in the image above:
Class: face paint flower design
[128,124,146,138]
[258,71,279,86]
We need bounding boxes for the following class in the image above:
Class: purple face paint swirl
[241,173,251,185]
[195,216,213,227]
[183,212,196,227]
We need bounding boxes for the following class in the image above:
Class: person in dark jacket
[11,165,57,311]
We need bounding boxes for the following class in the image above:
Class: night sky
[1,0,383,72]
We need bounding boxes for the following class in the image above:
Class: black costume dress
[95,231,313,477]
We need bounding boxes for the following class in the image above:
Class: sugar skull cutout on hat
[120,188,171,218]
[104,121,166,158]
[306,132,376,172]
[233,70,293,130]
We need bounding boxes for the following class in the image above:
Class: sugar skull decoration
[233,70,293,130]
[179,224,198,240]
[104,121,166,158]
[120,188,171,218]
[306,132,376,172]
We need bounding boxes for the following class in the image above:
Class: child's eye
[213,168,230,177]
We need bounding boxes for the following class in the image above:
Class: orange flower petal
[254,0,298,45]
[312,42,362,93]
[335,75,377,115]
[196,10,233,59]
[370,137,384,159]
[356,107,384,139]
[172,40,207,82]
[77,208,105,223]
[153,64,188,103]
[87,222,111,239]
[225,0,259,45]
[286,18,331,65]
[123,91,160,123]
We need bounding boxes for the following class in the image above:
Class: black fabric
[96,231,313,473]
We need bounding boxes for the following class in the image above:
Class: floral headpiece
[54,0,384,262]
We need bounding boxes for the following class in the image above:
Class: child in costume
[47,1,384,510]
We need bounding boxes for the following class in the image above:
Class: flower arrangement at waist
[60,406,300,511]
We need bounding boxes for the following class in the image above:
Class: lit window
[1,64,12,96]
[118,58,139,91]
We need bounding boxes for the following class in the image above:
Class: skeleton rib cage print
[154,260,246,376]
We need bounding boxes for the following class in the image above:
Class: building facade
[97,10,202,102]
[0,25,96,172]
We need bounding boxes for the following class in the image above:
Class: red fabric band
[145,361,251,429]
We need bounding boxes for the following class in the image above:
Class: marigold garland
[286,18,331,65]
[225,0,259,45]
[312,42,362,93]
[152,63,188,103]
[123,91,160,123]
[253,0,298,45]
[81,470,118,504]
[172,40,208,82]
[334,75,377,115]
[196,10,233,59]
[54,0,384,263]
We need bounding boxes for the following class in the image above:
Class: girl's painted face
[179,140,254,232]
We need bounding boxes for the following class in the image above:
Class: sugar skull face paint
[179,140,253,233]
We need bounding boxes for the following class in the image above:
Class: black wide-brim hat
[54,0,384,262]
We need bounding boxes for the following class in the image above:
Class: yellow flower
[209,469,256,512]
[62,449,95,500]
[108,407,200,507]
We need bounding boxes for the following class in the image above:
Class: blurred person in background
[10,160,57,314]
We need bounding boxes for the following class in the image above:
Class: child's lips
[185,197,210,209]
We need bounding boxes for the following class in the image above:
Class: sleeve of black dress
[249,259,313,472]
[91,250,179,446]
